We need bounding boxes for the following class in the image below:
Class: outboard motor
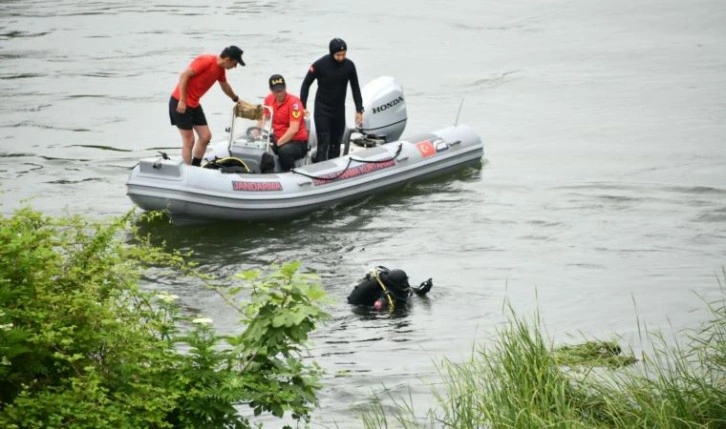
[359,76,407,142]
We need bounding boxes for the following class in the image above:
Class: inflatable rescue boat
[126,76,484,222]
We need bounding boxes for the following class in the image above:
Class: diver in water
[347,266,433,311]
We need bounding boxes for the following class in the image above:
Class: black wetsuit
[300,55,363,161]
[347,268,413,310]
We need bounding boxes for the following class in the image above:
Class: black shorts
[169,96,207,130]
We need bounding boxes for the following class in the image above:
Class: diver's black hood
[329,38,347,57]
[380,269,410,293]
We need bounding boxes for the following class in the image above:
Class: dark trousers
[275,140,308,171]
[313,113,346,162]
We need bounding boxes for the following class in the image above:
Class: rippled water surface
[2,0,725,426]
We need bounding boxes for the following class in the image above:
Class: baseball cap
[222,45,245,66]
[268,74,286,91]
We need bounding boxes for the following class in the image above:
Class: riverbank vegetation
[361,281,726,428]
[3,207,723,428]
[0,208,328,428]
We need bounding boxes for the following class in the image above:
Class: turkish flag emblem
[416,140,435,158]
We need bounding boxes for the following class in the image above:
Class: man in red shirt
[169,45,245,166]
[261,74,309,171]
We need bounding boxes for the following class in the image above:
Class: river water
[2,0,725,426]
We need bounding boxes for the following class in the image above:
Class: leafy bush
[0,208,328,428]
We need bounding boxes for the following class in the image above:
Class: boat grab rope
[290,142,403,182]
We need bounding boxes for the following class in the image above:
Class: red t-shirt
[171,55,227,108]
[263,93,309,142]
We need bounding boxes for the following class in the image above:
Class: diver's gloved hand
[413,278,433,296]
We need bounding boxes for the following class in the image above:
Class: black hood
[380,269,410,293]
[329,38,347,57]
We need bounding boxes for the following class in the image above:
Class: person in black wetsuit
[300,38,364,162]
[347,267,433,312]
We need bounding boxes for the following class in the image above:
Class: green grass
[359,273,726,429]
[554,340,636,369]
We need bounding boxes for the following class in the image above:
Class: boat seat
[296,117,314,167]
[294,140,312,168]
[305,117,317,151]
[294,157,307,168]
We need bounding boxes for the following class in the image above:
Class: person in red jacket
[261,74,309,171]
[169,45,246,166]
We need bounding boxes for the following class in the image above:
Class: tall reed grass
[359,273,726,428]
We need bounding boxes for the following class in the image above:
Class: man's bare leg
[191,124,212,166]
[179,128,195,165]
